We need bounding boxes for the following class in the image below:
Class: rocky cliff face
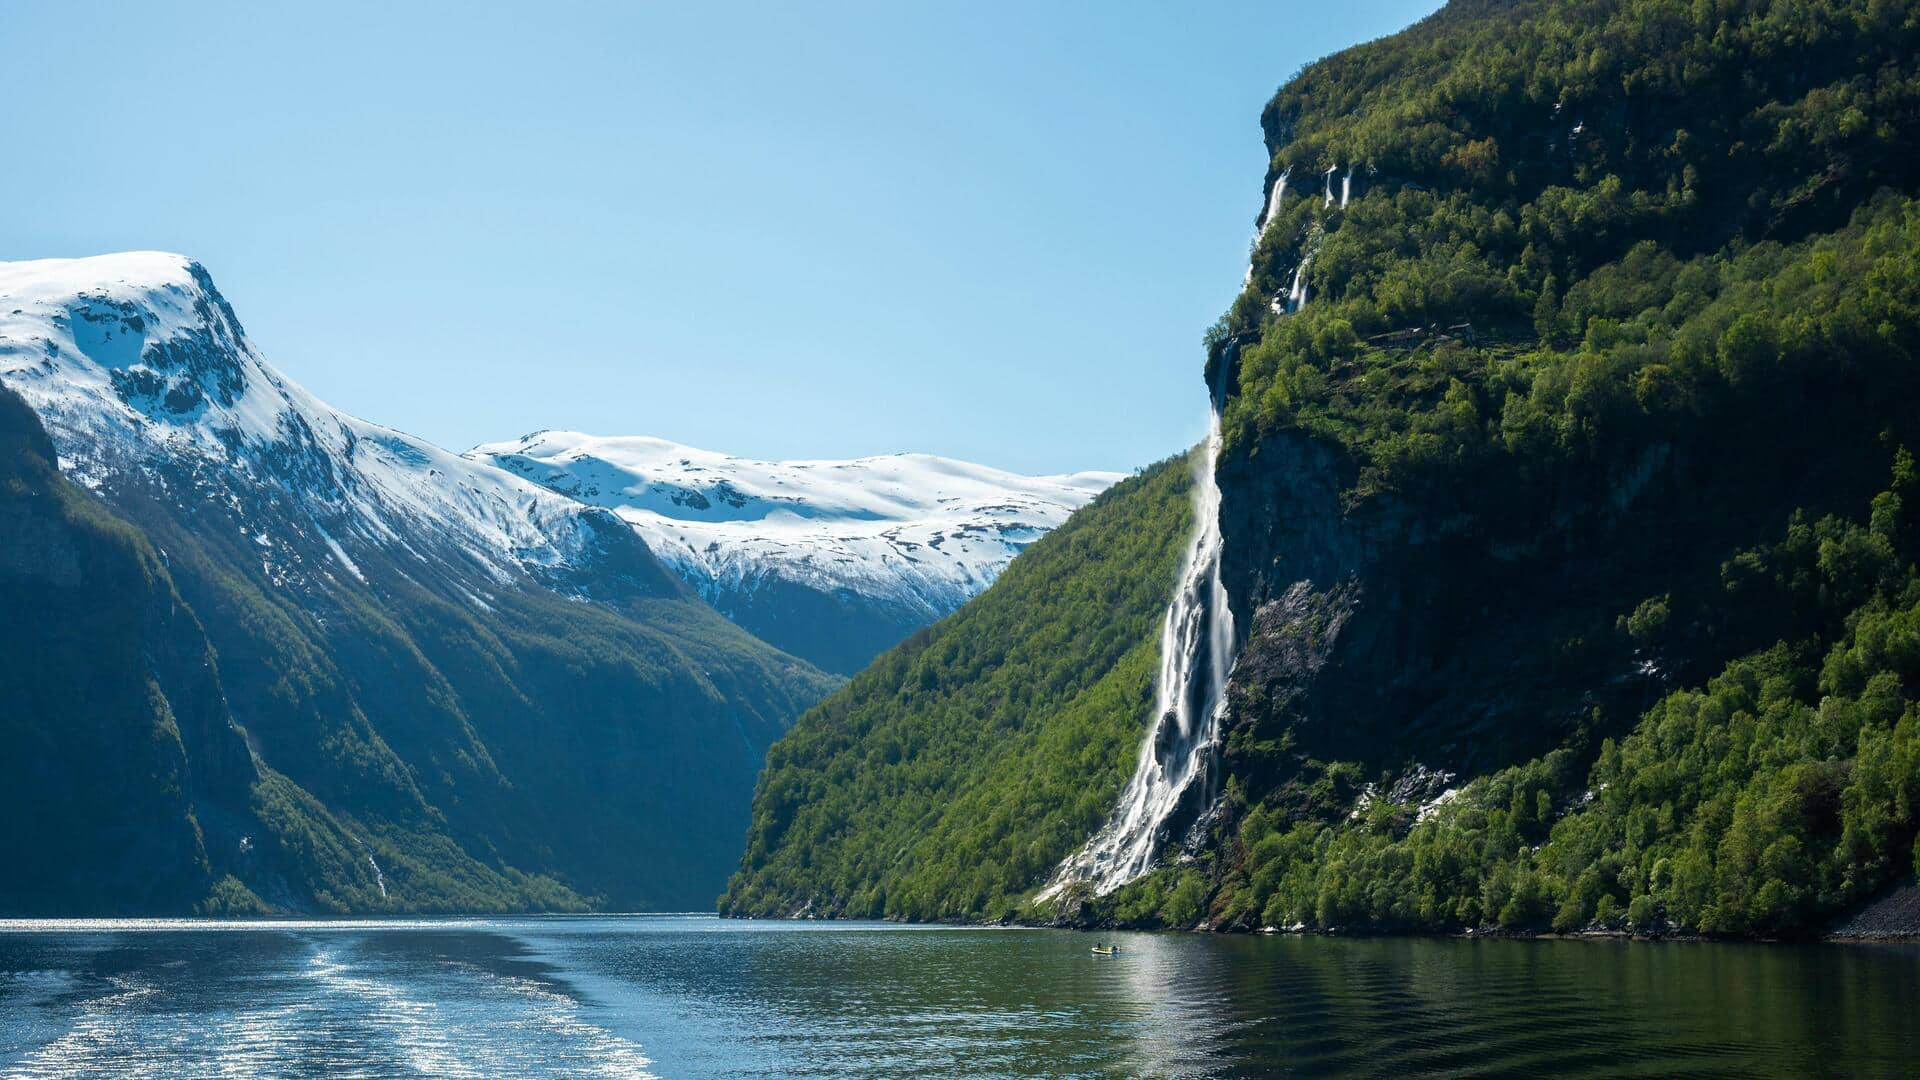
[1207,377,1899,844]
[1179,0,1920,879]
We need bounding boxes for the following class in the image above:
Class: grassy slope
[114,488,837,913]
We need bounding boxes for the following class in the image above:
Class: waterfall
[1246,170,1291,289]
[1340,166,1354,208]
[1260,169,1289,231]
[356,836,389,900]
[1288,255,1311,312]
[1041,392,1237,899]
[1323,165,1337,208]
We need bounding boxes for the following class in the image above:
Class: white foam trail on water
[1042,408,1236,898]
[5,975,159,1079]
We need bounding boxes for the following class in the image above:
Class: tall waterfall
[1340,165,1354,208]
[1040,398,1237,898]
[1323,165,1338,207]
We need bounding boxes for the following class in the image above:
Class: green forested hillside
[720,454,1194,920]
[727,0,1920,937]
[118,487,834,913]
[1101,0,1920,934]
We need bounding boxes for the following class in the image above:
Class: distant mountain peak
[470,429,1122,672]
[0,252,671,600]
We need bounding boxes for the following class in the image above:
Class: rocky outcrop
[1211,427,1629,796]
[1829,878,1920,941]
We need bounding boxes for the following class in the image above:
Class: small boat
[1090,944,1121,956]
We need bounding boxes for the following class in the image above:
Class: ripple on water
[0,920,1915,1079]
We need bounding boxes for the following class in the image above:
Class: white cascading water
[1324,165,1338,207]
[1041,159,1329,902]
[1288,255,1311,311]
[1340,166,1354,208]
[1040,403,1237,898]
[1261,169,1290,230]
[1246,171,1290,287]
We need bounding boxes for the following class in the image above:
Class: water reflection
[0,917,1914,1078]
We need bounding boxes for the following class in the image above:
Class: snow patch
[468,431,1120,622]
[0,252,621,591]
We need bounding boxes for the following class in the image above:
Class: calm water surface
[0,915,1913,1078]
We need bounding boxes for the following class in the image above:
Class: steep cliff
[0,384,256,912]
[1094,0,1920,934]
[722,0,1920,936]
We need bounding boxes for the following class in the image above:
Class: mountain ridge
[471,428,1119,673]
[0,251,837,914]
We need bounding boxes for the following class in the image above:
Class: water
[1044,409,1236,897]
[1260,170,1289,232]
[1248,170,1290,288]
[0,917,1912,1078]
[1288,256,1311,312]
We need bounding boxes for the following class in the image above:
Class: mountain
[0,252,836,914]
[725,0,1920,936]
[0,383,258,913]
[471,431,1119,674]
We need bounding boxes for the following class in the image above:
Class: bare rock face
[1202,365,1898,855]
[1207,423,1675,833]
[1828,877,1920,940]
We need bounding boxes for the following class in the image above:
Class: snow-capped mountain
[471,432,1123,672]
[0,252,834,913]
[0,252,658,603]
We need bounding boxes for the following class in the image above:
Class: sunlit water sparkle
[0,916,1914,1079]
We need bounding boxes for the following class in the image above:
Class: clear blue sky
[4,1,1438,474]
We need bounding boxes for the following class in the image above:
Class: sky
[3,0,1440,474]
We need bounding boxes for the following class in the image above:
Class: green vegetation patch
[722,454,1196,921]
